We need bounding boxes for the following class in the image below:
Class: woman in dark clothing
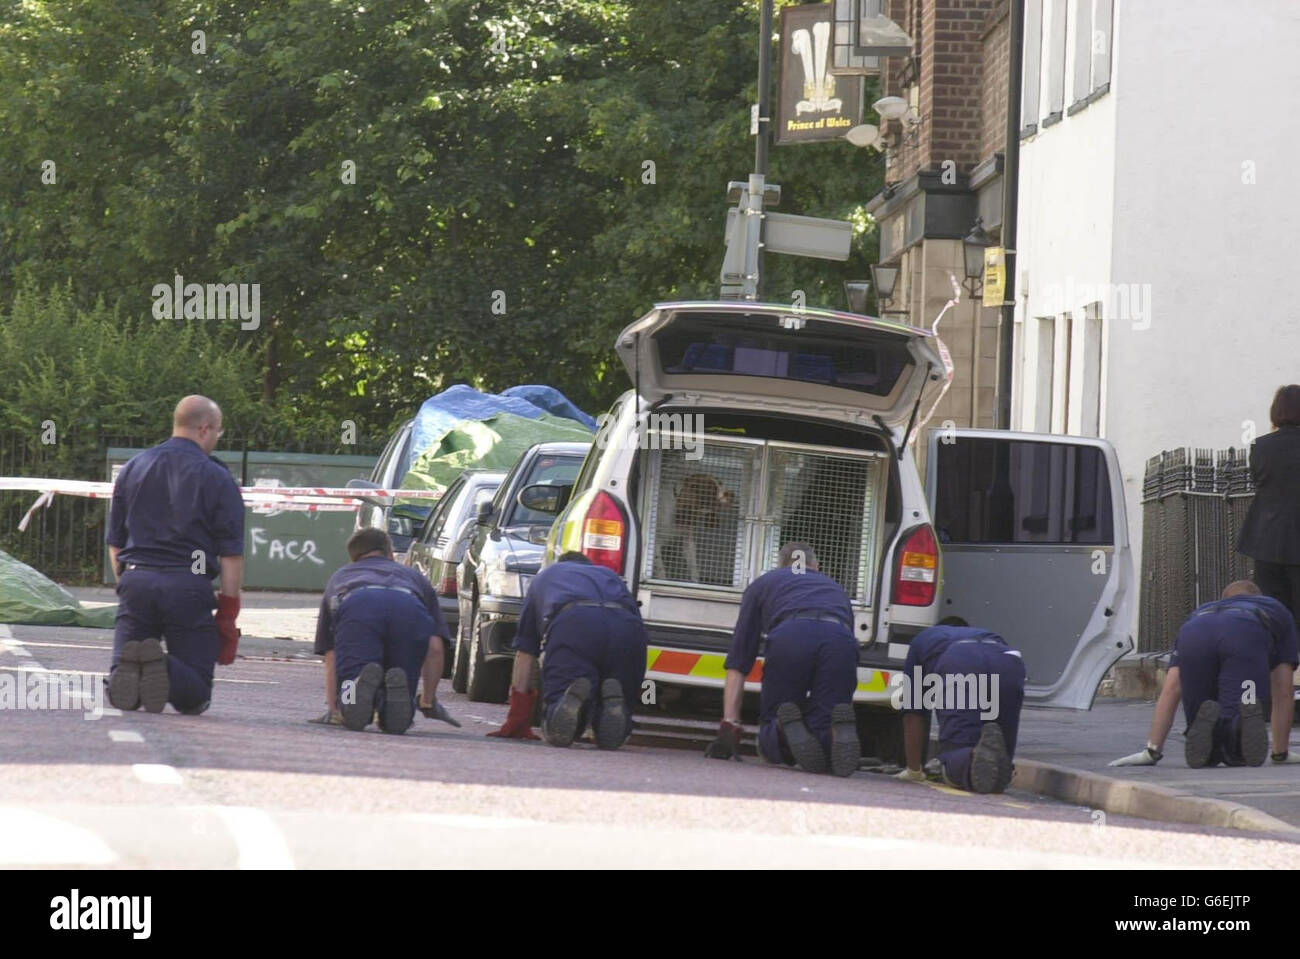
[1237,385,1300,623]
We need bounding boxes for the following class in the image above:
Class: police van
[530,301,1134,750]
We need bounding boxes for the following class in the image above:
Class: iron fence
[1139,447,1254,652]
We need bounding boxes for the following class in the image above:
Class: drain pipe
[997,0,1024,429]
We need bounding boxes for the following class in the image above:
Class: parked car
[535,301,1135,760]
[455,441,590,702]
[405,468,506,676]
[347,418,429,557]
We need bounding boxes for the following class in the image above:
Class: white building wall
[1014,0,1118,441]
[1106,0,1300,522]
[1014,0,1300,640]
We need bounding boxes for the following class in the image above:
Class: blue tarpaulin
[399,385,595,498]
[408,385,595,466]
[501,385,599,431]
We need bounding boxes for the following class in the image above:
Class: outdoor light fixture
[872,95,922,146]
[962,218,992,296]
[843,279,871,314]
[870,263,899,306]
[872,96,909,121]
[844,123,883,149]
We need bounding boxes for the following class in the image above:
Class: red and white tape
[0,476,443,529]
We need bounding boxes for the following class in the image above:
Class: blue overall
[1171,595,1299,766]
[514,562,647,739]
[314,556,449,707]
[106,437,245,712]
[902,626,1026,790]
[726,567,858,765]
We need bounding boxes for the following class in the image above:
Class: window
[572,399,621,497]
[419,476,465,545]
[369,427,404,483]
[1021,0,1044,133]
[1092,0,1112,93]
[1081,304,1103,437]
[1071,0,1093,105]
[653,313,914,398]
[504,454,584,527]
[932,438,1114,545]
[1044,0,1067,123]
[1034,316,1055,432]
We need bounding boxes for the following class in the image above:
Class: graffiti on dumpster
[250,527,325,565]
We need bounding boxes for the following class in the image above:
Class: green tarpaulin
[0,549,116,628]
[399,411,593,499]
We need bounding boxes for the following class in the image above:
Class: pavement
[1017,700,1300,831]
[0,587,1281,867]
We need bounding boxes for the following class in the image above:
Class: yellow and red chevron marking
[645,647,891,693]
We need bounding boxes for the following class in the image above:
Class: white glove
[895,767,926,782]
[1271,751,1300,764]
[1109,747,1160,767]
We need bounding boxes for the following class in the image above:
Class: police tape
[0,477,444,530]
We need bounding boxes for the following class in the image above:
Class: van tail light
[582,491,627,573]
[894,524,938,606]
[438,572,458,598]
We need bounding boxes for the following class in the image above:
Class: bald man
[1112,581,1299,769]
[106,396,245,714]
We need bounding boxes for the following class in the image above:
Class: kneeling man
[707,543,860,776]
[1112,581,1298,769]
[314,528,458,733]
[489,552,647,749]
[895,617,1026,793]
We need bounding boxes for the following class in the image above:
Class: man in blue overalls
[107,396,245,715]
[488,552,647,749]
[706,542,861,777]
[313,527,459,734]
[1111,581,1299,769]
[894,617,1026,793]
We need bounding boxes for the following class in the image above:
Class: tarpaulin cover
[401,385,594,498]
[501,385,598,431]
[0,549,116,628]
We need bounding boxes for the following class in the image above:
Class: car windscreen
[504,454,583,526]
[419,477,465,544]
[652,312,914,397]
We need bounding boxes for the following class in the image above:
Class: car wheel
[466,608,510,704]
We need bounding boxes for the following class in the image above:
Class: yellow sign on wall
[982,247,1005,308]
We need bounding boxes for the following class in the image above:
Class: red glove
[215,594,240,665]
[487,688,541,740]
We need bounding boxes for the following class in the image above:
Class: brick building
[864,0,1010,434]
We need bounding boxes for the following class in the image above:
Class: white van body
[546,302,1135,713]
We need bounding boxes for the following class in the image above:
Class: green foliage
[0,284,271,470]
[0,0,883,430]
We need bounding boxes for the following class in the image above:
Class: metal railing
[1138,448,1254,652]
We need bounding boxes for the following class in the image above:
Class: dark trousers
[932,642,1026,790]
[333,590,437,709]
[1255,560,1300,626]
[1177,612,1272,766]
[541,607,647,739]
[756,621,858,765]
[112,568,218,712]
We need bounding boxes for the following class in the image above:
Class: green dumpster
[104,448,377,591]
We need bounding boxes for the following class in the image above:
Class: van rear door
[925,429,1135,709]
[615,301,946,432]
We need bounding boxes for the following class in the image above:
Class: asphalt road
[3,618,1299,869]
